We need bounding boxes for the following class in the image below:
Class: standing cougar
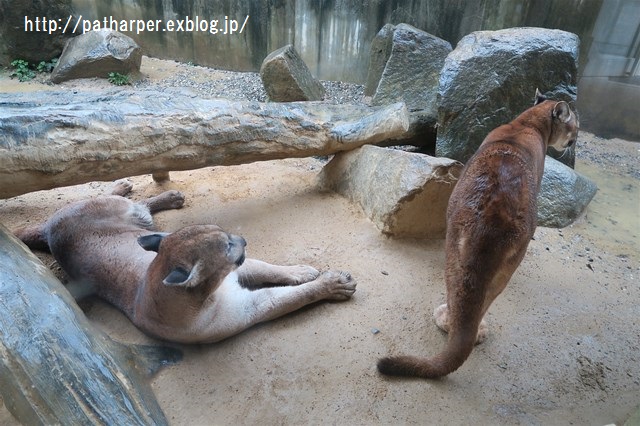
[15,183,356,344]
[378,90,578,378]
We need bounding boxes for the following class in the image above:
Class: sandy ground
[1,58,639,425]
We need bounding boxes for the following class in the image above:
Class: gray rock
[538,156,598,228]
[0,89,409,199]
[50,30,142,83]
[364,24,395,97]
[369,24,452,115]
[436,27,579,166]
[260,44,325,102]
[319,145,462,238]
[365,24,452,150]
[0,0,73,66]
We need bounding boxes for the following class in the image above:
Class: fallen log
[0,224,181,424]
[0,89,409,199]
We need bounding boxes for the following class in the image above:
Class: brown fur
[378,91,579,378]
[14,182,356,344]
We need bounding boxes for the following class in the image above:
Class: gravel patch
[132,62,365,105]
[575,133,640,179]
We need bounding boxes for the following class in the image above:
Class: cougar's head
[548,101,579,151]
[534,89,579,151]
[139,225,246,290]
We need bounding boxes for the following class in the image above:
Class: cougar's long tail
[377,324,479,378]
[378,273,486,379]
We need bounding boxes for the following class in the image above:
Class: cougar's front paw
[286,265,320,285]
[320,270,356,301]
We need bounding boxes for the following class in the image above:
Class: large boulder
[319,145,462,239]
[436,27,579,166]
[0,0,73,66]
[50,30,142,83]
[260,44,325,102]
[538,157,598,228]
[365,23,452,149]
[0,89,410,198]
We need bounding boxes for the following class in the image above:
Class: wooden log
[0,90,409,198]
[0,224,180,425]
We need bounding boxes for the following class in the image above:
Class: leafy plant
[107,72,130,86]
[36,58,58,73]
[10,59,36,82]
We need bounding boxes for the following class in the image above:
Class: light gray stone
[365,24,452,150]
[260,44,325,102]
[538,156,598,228]
[0,89,409,199]
[319,145,462,238]
[436,27,579,166]
[50,30,142,83]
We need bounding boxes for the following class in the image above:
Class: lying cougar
[378,90,578,378]
[15,182,356,344]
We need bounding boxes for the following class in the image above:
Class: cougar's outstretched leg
[139,191,185,213]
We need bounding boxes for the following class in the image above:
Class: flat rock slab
[260,44,325,102]
[0,89,409,199]
[319,145,462,238]
[51,29,142,84]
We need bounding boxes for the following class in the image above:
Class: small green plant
[10,59,36,82]
[107,72,130,86]
[36,58,58,73]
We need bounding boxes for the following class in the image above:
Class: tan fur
[378,91,579,378]
[14,182,356,344]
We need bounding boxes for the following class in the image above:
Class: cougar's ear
[162,261,204,287]
[534,88,546,105]
[138,233,170,252]
[553,101,572,123]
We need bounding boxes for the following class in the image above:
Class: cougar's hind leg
[111,179,183,213]
[13,224,49,251]
[434,303,450,332]
[139,190,185,213]
[111,180,133,197]
[434,304,488,345]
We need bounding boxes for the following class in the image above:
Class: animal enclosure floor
[0,154,638,425]
[0,56,638,425]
